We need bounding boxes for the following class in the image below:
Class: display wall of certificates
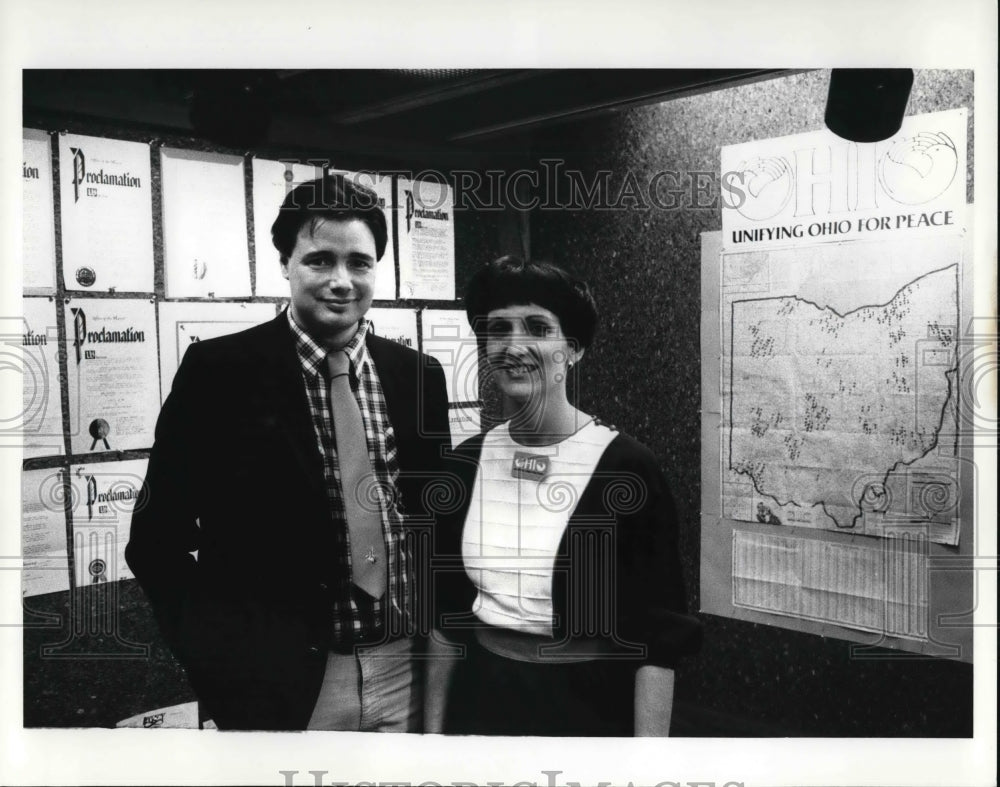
[23,130,459,303]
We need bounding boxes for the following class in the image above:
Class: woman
[426,256,701,737]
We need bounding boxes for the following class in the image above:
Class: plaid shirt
[287,309,410,646]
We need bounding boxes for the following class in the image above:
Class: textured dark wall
[527,69,974,736]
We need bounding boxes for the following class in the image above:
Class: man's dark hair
[271,174,388,262]
[464,255,599,350]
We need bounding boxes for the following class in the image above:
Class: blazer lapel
[256,314,326,495]
[366,334,413,441]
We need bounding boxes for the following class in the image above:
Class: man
[126,175,450,731]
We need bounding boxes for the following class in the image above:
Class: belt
[328,631,407,655]
[474,624,627,664]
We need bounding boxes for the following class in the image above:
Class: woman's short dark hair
[270,174,388,262]
[464,256,599,350]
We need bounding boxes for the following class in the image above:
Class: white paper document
[23,129,57,292]
[161,148,251,298]
[22,468,71,597]
[4,298,64,457]
[448,404,482,448]
[157,300,276,402]
[732,529,929,639]
[251,157,324,297]
[397,177,455,299]
[58,133,154,292]
[116,701,199,729]
[421,308,478,403]
[68,459,147,585]
[63,298,160,454]
[720,108,967,252]
[366,307,418,351]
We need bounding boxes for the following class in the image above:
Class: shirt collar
[286,308,370,380]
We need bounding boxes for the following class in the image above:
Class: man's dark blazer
[126,312,450,730]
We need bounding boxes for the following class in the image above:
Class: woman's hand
[423,629,461,733]
[634,664,675,736]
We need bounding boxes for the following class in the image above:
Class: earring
[568,360,574,369]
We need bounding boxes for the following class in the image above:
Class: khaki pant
[307,637,420,732]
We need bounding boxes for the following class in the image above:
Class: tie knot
[326,350,351,378]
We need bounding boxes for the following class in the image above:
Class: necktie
[327,350,387,599]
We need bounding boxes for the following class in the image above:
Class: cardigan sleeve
[575,434,703,669]
[629,458,703,668]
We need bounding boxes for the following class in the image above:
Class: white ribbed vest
[461,421,616,636]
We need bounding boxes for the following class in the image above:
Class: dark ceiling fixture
[824,68,914,143]
[188,72,276,149]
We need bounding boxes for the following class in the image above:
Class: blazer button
[318,582,329,592]
[308,645,320,654]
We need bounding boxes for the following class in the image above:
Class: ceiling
[23,68,787,159]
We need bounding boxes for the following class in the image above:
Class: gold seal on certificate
[89,417,110,450]
[75,266,96,287]
[88,557,107,584]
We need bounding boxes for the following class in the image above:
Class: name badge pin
[511,451,550,481]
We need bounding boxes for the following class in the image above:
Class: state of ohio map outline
[720,234,963,545]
